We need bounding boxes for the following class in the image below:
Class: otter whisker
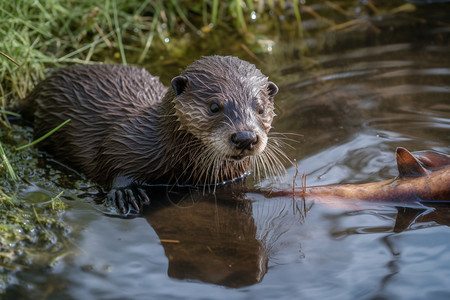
[268,135,301,149]
[173,139,204,166]
[256,142,288,182]
[189,148,215,184]
[269,131,304,138]
[260,153,276,180]
[253,155,267,181]
[196,147,219,186]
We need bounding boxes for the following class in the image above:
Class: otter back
[22,64,168,181]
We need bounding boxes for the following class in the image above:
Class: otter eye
[258,104,265,114]
[209,102,221,114]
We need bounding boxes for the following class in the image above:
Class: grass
[0,0,306,111]
[14,119,72,151]
[0,0,421,112]
[0,142,17,182]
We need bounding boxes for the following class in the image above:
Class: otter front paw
[107,186,150,216]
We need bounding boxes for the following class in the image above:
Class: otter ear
[171,75,188,96]
[267,81,278,97]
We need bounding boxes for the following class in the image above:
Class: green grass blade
[246,0,254,11]
[293,0,304,39]
[171,0,198,32]
[211,0,219,24]
[113,0,127,65]
[235,0,247,32]
[0,142,18,182]
[138,7,160,64]
[15,118,71,151]
[0,110,21,117]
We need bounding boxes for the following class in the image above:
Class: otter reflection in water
[142,182,304,288]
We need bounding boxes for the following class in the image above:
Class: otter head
[171,55,278,164]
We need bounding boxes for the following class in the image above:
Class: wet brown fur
[21,56,287,189]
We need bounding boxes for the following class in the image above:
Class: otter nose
[230,131,258,150]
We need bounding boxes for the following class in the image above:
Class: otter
[21,55,287,215]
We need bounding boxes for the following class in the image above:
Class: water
[2,2,450,299]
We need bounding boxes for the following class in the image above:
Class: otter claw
[107,186,151,216]
[114,190,127,214]
[138,188,150,204]
[126,189,139,211]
